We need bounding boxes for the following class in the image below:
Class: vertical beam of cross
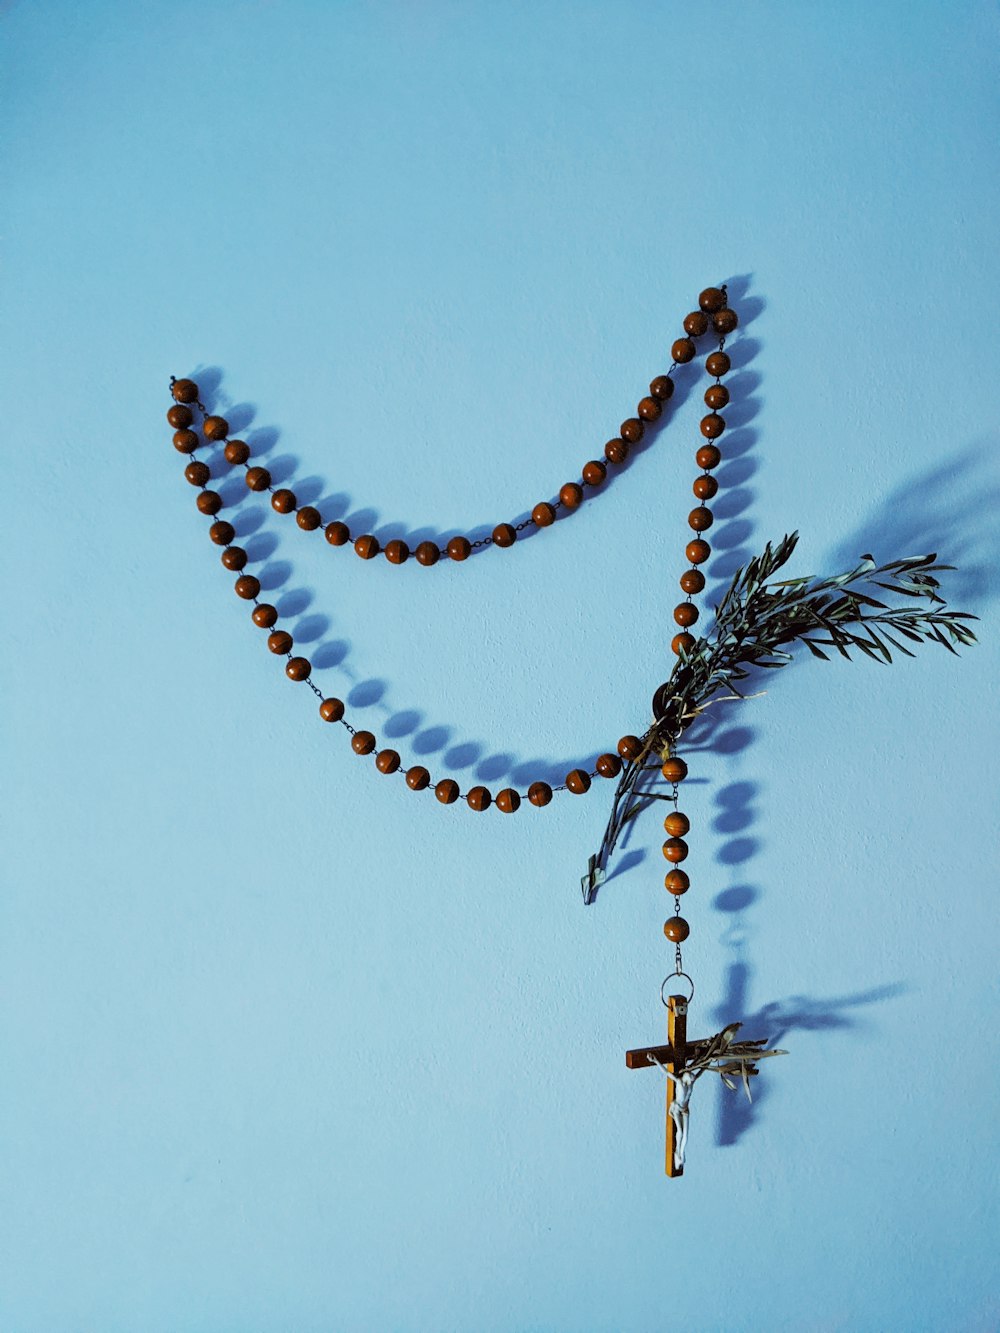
[665,994,687,1177]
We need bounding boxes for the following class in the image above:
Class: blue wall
[2,3,998,1329]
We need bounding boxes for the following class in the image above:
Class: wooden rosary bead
[385,539,409,564]
[492,523,517,547]
[268,630,293,654]
[637,396,662,422]
[604,438,629,465]
[664,811,690,837]
[661,756,688,782]
[325,521,351,546]
[447,535,471,561]
[665,869,690,895]
[696,444,722,470]
[285,656,311,682]
[704,383,730,410]
[224,439,250,465]
[435,778,460,804]
[698,287,726,313]
[209,520,235,545]
[680,568,706,594]
[596,752,622,778]
[296,506,322,531]
[663,916,690,942]
[559,483,583,509]
[582,460,607,486]
[672,632,696,656]
[245,466,271,491]
[171,378,199,404]
[319,697,344,722]
[203,415,229,441]
[532,503,556,527]
[167,404,193,429]
[221,546,248,570]
[496,788,520,813]
[713,308,739,335]
[196,491,223,514]
[271,489,296,514]
[620,418,644,444]
[683,310,709,337]
[528,781,553,807]
[700,414,725,439]
[416,540,441,565]
[686,539,711,564]
[466,785,491,811]
[617,734,643,761]
[662,838,689,863]
[693,475,718,501]
[173,429,199,453]
[351,730,376,755]
[234,574,260,600]
[688,506,714,532]
[674,603,699,627]
[566,769,591,795]
[705,350,731,377]
[355,534,380,559]
[185,460,210,487]
[252,603,278,628]
[375,749,401,773]
[406,765,430,791]
[671,338,696,364]
[649,375,674,401]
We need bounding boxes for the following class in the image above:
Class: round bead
[355,534,380,559]
[713,308,739,335]
[492,523,517,548]
[209,520,235,545]
[173,429,199,454]
[672,632,696,655]
[705,351,731,377]
[683,310,709,337]
[528,781,553,807]
[496,788,520,814]
[325,521,351,546]
[224,439,250,465]
[582,460,607,486]
[385,539,409,564]
[435,778,460,804]
[532,503,556,528]
[674,603,699,627]
[680,568,706,594]
[663,916,690,942]
[620,418,644,444]
[271,489,297,514]
[185,460,210,487]
[649,375,675,401]
[700,414,725,440]
[596,752,622,779]
[234,574,260,600]
[662,757,688,782]
[375,749,401,773]
[566,769,591,795]
[559,483,583,509]
[252,603,278,628]
[406,765,431,791]
[171,378,199,404]
[664,811,690,837]
[467,785,492,811]
[637,396,662,422]
[351,731,376,755]
[285,656,311,682]
[688,506,714,532]
[617,734,643,761]
[197,491,223,514]
[203,415,229,441]
[221,546,247,570]
[665,869,690,895]
[671,338,696,364]
[167,404,193,429]
[705,384,730,410]
[698,287,726,313]
[297,506,321,531]
[268,630,293,654]
[604,438,629,465]
[319,697,344,722]
[686,539,711,564]
[693,475,718,500]
[696,444,722,470]
[662,838,689,863]
[416,540,441,566]
[447,536,471,561]
[245,466,271,491]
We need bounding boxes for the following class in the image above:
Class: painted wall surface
[2,3,998,1330]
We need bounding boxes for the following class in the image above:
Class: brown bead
[665,869,690,895]
[385,539,409,564]
[173,429,199,454]
[492,523,516,548]
[688,506,714,532]
[683,310,709,337]
[559,483,583,509]
[355,534,380,559]
[663,916,690,942]
[698,287,726,313]
[496,788,520,813]
[661,757,688,782]
[271,489,297,514]
[596,752,622,779]
[297,506,321,531]
[582,460,607,486]
[532,503,556,527]
[617,734,644,761]
[662,838,689,863]
[674,603,699,627]
[196,490,223,515]
[435,778,460,804]
[268,630,293,654]
[664,811,690,837]
[672,632,696,656]
[466,785,492,811]
[680,568,706,594]
[650,375,675,401]
[245,466,270,491]
[285,656,311,682]
[671,338,695,364]
[637,396,662,423]
[620,418,644,444]
[705,350,731,377]
[604,438,629,465]
[325,521,351,546]
[171,378,199,404]
[351,730,376,755]
[704,384,730,410]
[528,781,553,807]
[209,520,235,545]
[686,539,711,564]
[221,546,247,570]
[713,308,739,335]
[184,460,210,487]
[447,535,471,561]
[416,540,441,565]
[252,603,278,628]
[224,439,250,465]
[406,765,430,791]
[203,415,229,441]
[234,574,260,600]
[375,749,400,773]
[319,697,344,722]
[693,475,718,500]
[696,444,722,470]
[167,404,193,429]
[700,414,725,440]
[566,769,591,795]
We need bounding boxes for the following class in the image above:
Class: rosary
[165,284,975,1176]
